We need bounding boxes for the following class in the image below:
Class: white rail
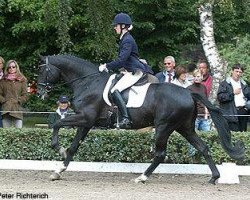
[0,160,249,184]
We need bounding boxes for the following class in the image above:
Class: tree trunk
[198,3,227,104]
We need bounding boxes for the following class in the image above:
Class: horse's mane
[51,54,98,69]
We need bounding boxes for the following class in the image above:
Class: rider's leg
[111,70,143,128]
[111,89,131,128]
[111,70,143,92]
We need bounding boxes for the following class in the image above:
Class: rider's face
[114,24,122,35]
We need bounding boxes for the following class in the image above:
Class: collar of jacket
[56,108,68,116]
[120,31,129,40]
[226,77,247,85]
[163,70,174,77]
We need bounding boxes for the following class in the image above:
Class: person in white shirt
[217,64,250,132]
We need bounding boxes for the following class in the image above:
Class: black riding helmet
[112,12,132,27]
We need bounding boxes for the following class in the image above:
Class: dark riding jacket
[106,32,153,74]
[217,77,250,123]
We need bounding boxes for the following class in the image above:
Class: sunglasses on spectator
[8,65,16,69]
[164,63,172,65]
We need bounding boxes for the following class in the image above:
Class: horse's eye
[45,85,52,91]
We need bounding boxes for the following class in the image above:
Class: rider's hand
[99,63,108,72]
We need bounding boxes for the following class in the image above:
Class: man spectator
[198,59,212,97]
[155,56,175,83]
[217,64,250,132]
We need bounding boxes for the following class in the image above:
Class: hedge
[0,128,249,165]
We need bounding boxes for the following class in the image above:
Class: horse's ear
[39,55,45,61]
[37,55,46,68]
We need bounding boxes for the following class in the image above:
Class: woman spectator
[0,56,5,127]
[48,95,73,129]
[172,65,191,88]
[0,60,27,128]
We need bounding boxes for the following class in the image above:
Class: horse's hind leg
[184,131,220,184]
[135,125,171,183]
[50,127,89,181]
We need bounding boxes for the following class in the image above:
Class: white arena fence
[0,160,249,184]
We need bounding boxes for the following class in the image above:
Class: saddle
[103,73,158,108]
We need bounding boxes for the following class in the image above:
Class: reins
[51,72,100,90]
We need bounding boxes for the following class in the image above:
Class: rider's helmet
[112,13,132,26]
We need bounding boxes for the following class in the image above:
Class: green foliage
[0,129,249,165]
[85,0,117,62]
[0,0,249,110]
[219,34,250,81]
[118,0,200,70]
[57,0,73,53]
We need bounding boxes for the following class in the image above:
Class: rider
[99,12,153,129]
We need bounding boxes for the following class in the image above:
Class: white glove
[99,63,108,72]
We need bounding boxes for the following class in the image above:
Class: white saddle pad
[103,74,151,108]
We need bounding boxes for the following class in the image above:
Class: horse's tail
[191,92,245,161]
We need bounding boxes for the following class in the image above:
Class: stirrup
[117,118,132,129]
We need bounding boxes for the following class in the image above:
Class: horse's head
[37,55,61,99]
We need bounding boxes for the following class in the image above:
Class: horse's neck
[58,61,97,85]
[70,72,109,94]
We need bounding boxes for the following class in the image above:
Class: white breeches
[111,70,143,93]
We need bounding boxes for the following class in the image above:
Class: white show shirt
[230,78,246,107]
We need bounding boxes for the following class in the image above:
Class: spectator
[197,59,212,97]
[187,69,210,158]
[0,56,4,80]
[186,63,197,84]
[48,95,73,129]
[0,56,5,127]
[217,64,250,132]
[187,69,210,131]
[172,65,191,88]
[0,60,27,128]
[155,56,175,83]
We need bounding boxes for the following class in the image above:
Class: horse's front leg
[51,122,67,158]
[50,126,91,181]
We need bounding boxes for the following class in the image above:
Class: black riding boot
[111,90,132,129]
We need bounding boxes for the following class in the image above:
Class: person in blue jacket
[99,12,153,129]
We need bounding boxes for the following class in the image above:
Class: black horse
[37,55,244,184]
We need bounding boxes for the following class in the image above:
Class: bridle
[37,56,100,98]
[37,57,54,98]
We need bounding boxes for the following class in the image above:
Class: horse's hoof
[134,174,148,183]
[208,176,219,185]
[49,172,61,181]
